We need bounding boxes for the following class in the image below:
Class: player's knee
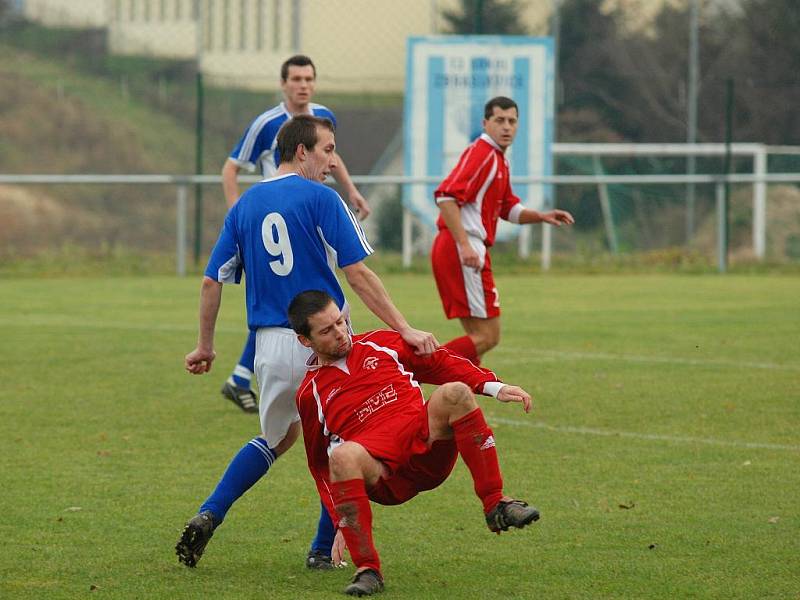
[482,329,500,351]
[328,442,365,478]
[473,329,500,354]
[441,381,476,410]
[488,328,500,349]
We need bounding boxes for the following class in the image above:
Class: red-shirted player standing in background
[432,96,575,364]
[288,290,540,597]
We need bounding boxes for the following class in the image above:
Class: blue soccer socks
[199,437,275,523]
[309,500,336,556]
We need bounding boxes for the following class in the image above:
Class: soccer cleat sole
[175,519,213,568]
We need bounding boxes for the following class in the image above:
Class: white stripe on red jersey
[434,133,521,247]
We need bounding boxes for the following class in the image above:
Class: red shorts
[431,228,500,320]
[366,404,458,506]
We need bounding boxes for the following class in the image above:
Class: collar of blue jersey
[280,101,315,117]
[260,172,298,184]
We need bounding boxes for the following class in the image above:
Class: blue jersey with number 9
[205,173,373,329]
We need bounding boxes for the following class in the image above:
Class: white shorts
[254,327,313,448]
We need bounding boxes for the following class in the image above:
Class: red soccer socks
[452,407,504,513]
[444,335,481,365]
[331,478,381,575]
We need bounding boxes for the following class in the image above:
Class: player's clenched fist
[185,347,216,374]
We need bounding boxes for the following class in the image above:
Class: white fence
[2,171,799,275]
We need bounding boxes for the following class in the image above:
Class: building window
[290,0,299,51]
[175,0,182,20]
[144,0,151,21]
[273,0,281,51]
[129,0,136,21]
[239,0,248,50]
[204,0,213,50]
[256,0,264,51]
[223,0,230,51]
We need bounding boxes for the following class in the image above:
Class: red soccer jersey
[296,330,501,519]
[434,133,522,247]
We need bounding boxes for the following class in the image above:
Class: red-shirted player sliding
[288,290,540,597]
[432,96,575,365]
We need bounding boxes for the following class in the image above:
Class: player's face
[282,65,316,110]
[304,127,338,182]
[483,106,519,150]
[306,303,352,362]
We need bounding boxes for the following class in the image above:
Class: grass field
[1,273,798,599]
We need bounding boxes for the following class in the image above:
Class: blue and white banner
[404,36,554,239]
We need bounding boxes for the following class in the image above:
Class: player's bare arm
[185,277,222,374]
[437,198,481,270]
[330,151,371,220]
[517,208,575,226]
[341,261,439,354]
[221,159,242,208]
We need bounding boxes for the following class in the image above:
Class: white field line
[493,347,800,372]
[0,315,242,335]
[490,417,800,452]
[2,315,800,371]
[4,315,797,451]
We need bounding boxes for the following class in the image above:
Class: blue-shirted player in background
[176,115,437,571]
[219,54,371,414]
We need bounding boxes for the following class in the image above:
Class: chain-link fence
[1,1,799,269]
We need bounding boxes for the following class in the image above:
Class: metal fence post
[518,225,531,259]
[753,145,767,260]
[594,156,619,254]
[176,184,188,276]
[402,205,412,268]
[541,225,551,270]
[716,180,727,273]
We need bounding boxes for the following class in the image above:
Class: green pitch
[1,273,798,599]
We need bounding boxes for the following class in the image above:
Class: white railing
[1,172,799,275]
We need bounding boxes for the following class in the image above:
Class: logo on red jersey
[326,387,341,404]
[355,383,397,422]
[362,356,379,371]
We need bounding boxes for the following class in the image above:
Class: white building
[18,0,552,92]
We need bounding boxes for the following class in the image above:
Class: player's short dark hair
[484,96,518,119]
[276,115,335,164]
[281,54,316,81]
[288,290,336,337]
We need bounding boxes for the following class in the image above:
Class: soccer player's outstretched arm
[516,207,575,226]
[296,378,339,522]
[392,335,533,412]
[342,261,438,355]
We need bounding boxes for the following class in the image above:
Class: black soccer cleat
[344,568,384,596]
[306,549,336,570]
[176,510,217,567]
[485,499,540,533]
[221,379,258,413]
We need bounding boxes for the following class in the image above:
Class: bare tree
[702,0,800,144]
